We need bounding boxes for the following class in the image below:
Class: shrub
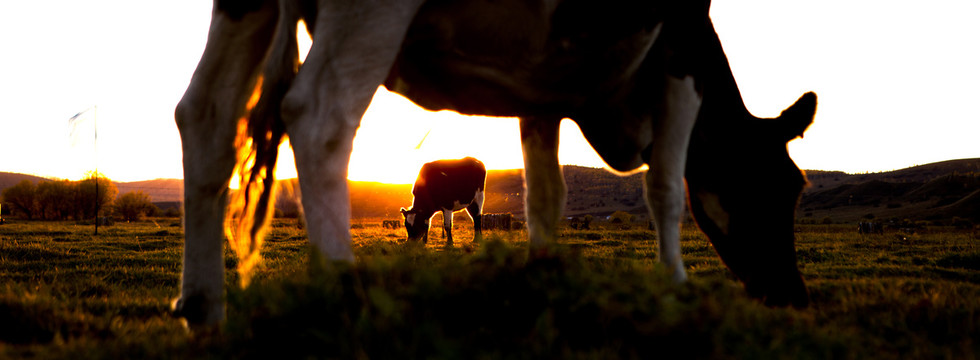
[609,211,633,224]
[115,191,156,222]
[163,207,182,218]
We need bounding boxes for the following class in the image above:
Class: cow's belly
[442,200,470,213]
[384,0,663,118]
[441,189,484,212]
[386,57,574,118]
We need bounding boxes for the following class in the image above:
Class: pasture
[1,218,977,358]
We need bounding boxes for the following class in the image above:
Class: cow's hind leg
[442,209,454,247]
[172,1,277,327]
[467,191,484,242]
[645,75,701,283]
[520,116,566,252]
[284,1,424,261]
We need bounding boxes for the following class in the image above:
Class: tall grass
[0,220,977,358]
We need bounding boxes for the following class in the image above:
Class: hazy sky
[1,1,977,183]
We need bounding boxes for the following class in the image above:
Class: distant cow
[482,213,514,231]
[401,158,486,246]
[381,220,401,229]
[858,222,883,235]
[568,216,592,230]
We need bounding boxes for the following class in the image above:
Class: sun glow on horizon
[270,88,610,185]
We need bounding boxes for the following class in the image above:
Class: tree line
[1,175,159,222]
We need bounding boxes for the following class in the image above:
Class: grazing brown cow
[173,0,815,326]
[400,157,486,246]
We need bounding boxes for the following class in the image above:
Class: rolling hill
[803,158,980,194]
[800,159,980,223]
[114,179,184,203]
[0,172,48,190]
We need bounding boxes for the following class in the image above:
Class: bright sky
[1,1,977,184]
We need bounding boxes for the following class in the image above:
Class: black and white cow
[174,0,816,327]
[401,157,486,246]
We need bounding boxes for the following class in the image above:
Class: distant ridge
[800,158,980,222]
[114,179,183,203]
[804,158,980,193]
[0,172,48,190]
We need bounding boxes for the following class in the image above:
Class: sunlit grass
[0,219,977,358]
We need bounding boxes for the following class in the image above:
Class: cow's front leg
[519,116,566,251]
[442,209,454,247]
[284,0,424,261]
[645,75,701,283]
[173,1,277,328]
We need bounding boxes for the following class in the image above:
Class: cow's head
[686,92,816,308]
[400,207,430,243]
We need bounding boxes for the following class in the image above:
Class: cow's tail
[226,2,304,286]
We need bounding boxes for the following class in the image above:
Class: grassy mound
[223,239,846,359]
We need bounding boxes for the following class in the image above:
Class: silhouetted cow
[174,0,816,327]
[858,222,883,235]
[382,220,401,229]
[401,157,486,246]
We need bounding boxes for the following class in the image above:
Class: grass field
[1,218,978,358]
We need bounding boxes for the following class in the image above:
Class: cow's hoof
[172,295,206,323]
[172,294,221,332]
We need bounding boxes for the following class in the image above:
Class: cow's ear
[400,207,408,214]
[777,92,817,142]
